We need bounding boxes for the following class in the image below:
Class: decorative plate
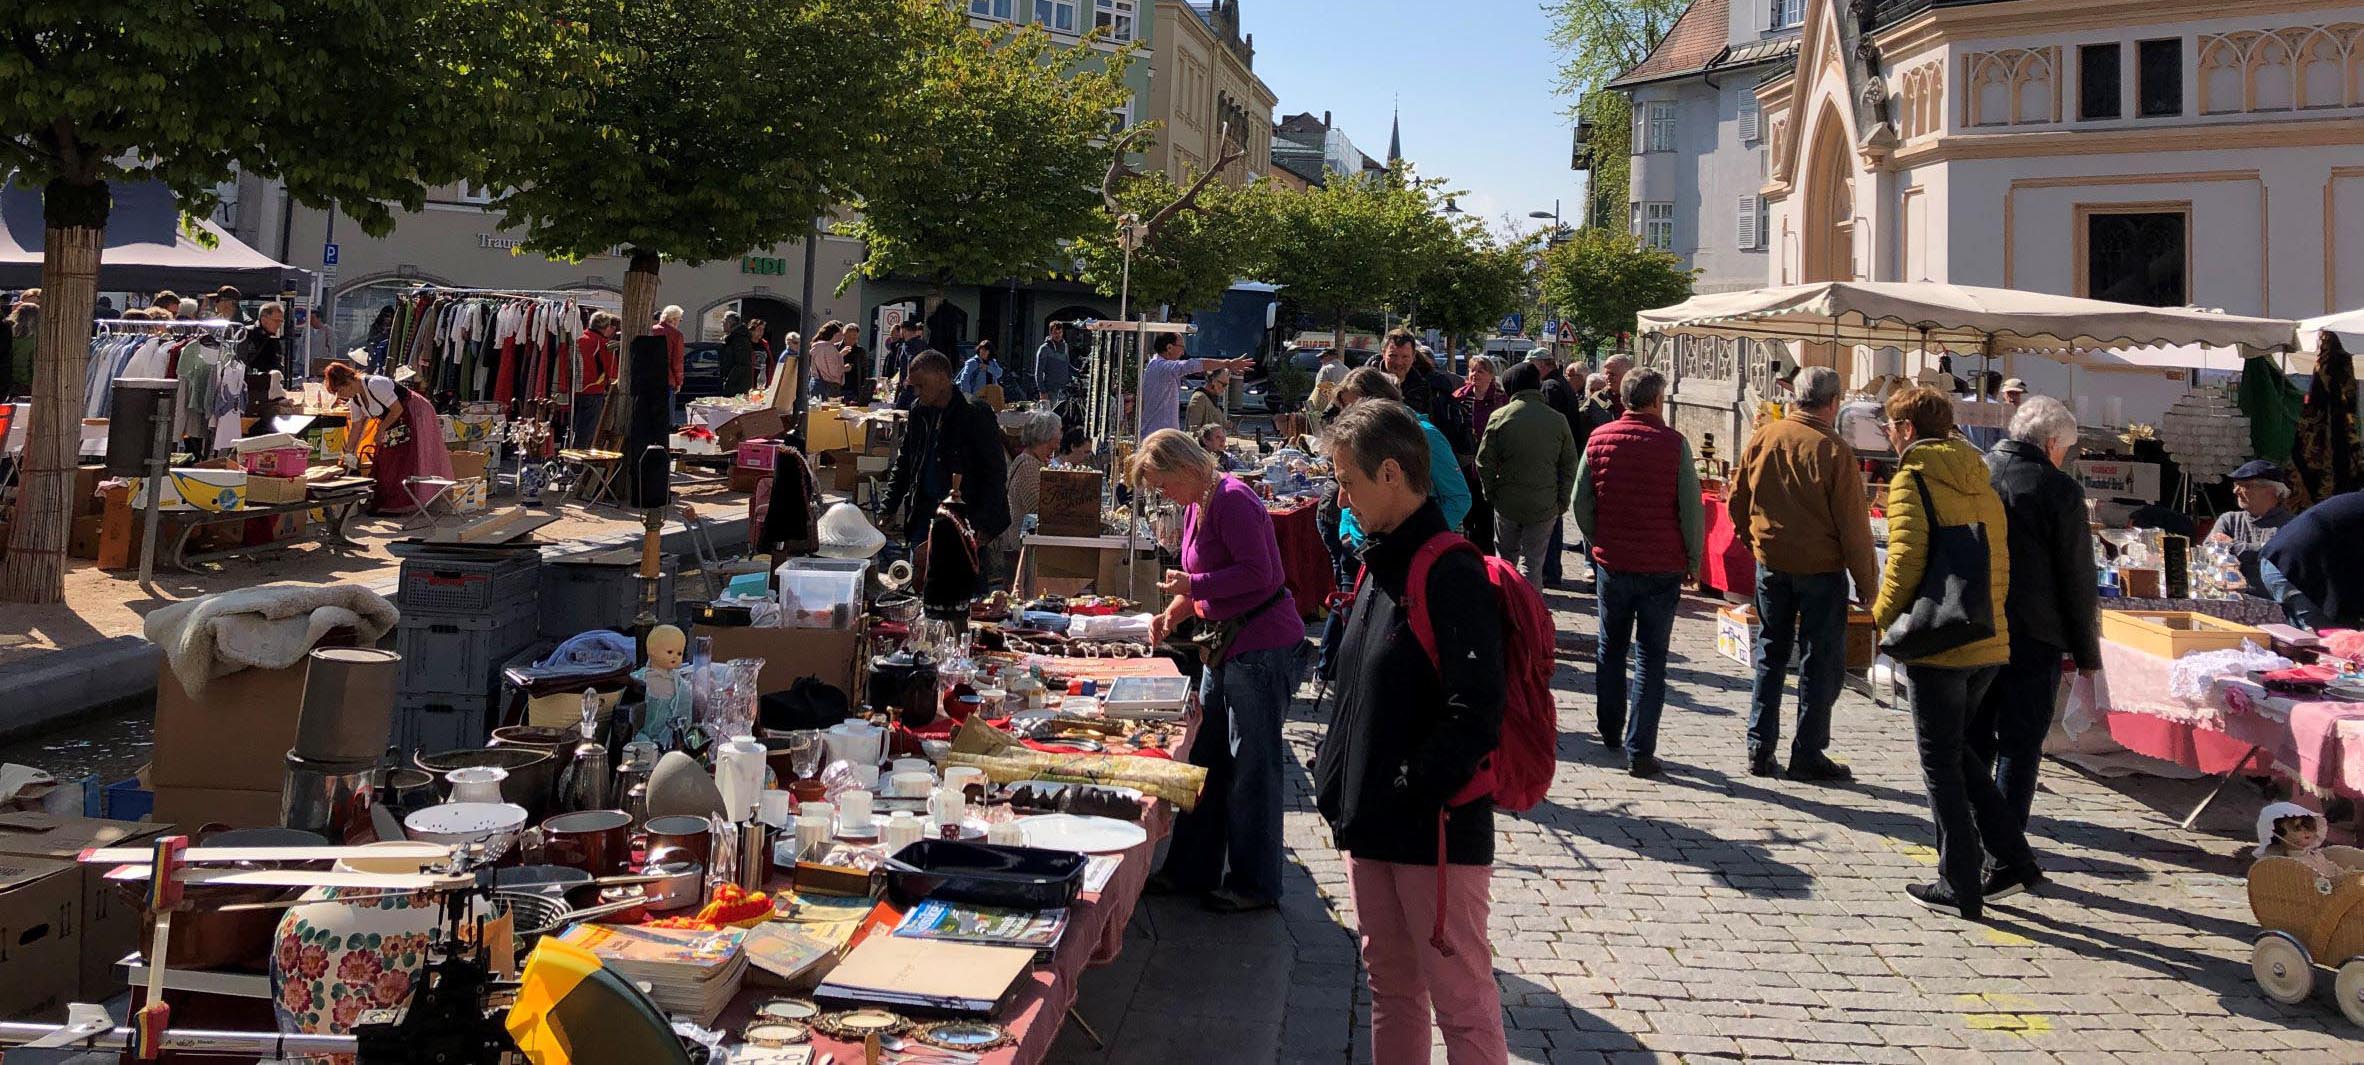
[754,998,821,1022]
[912,1020,1012,1050]
[1016,813,1150,853]
[741,1020,809,1047]
[814,1008,908,1040]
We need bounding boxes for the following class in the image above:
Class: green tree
[1404,224,1537,354]
[491,0,936,406]
[1545,0,1683,229]
[1256,166,1454,358]
[1075,169,1274,317]
[1537,228,1695,359]
[0,1,585,603]
[838,24,1136,311]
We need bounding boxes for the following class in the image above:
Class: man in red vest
[1572,367,1704,777]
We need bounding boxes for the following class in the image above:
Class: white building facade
[1762,0,2364,327]
[1610,0,1806,293]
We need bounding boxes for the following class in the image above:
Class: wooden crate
[1037,468,1105,537]
[2100,610,2267,659]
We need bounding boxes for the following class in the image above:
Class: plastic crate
[539,552,675,638]
[94,778,154,821]
[397,604,539,698]
[394,691,495,756]
[397,553,541,617]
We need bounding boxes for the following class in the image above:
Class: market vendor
[994,410,1062,578]
[324,361,454,516]
[2205,460,2295,594]
[882,350,1010,556]
[2257,488,2364,630]
[1138,331,1249,442]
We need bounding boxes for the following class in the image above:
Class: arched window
[2250,34,2296,110]
[2297,30,2346,108]
[2199,37,2246,114]
[1972,55,2012,126]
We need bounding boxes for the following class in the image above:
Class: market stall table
[2092,639,2364,825]
[1697,487,1755,600]
[153,478,372,572]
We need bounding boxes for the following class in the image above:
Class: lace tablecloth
[2099,638,2364,797]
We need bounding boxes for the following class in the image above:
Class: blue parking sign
[322,242,340,266]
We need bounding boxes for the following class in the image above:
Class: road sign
[1498,313,1523,336]
[321,242,340,266]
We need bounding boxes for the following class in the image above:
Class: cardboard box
[67,515,102,559]
[150,786,282,832]
[98,484,135,569]
[237,446,311,477]
[150,658,313,793]
[74,464,106,517]
[448,449,490,482]
[713,408,786,450]
[0,853,81,1021]
[245,474,307,505]
[729,466,767,494]
[0,813,171,1002]
[694,624,862,703]
[1028,539,1158,599]
[1715,606,1756,668]
[129,468,248,512]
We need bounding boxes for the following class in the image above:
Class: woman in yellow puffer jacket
[1874,386,2034,921]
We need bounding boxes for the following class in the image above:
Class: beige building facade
[1146,1,1277,184]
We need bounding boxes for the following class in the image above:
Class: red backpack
[1363,531,1560,953]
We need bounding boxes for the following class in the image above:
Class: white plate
[1016,813,1149,854]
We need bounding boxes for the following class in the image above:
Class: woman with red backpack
[1313,398,1514,1064]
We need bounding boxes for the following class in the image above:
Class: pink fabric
[369,390,455,515]
[1348,857,1507,1065]
[2285,700,2364,797]
[2094,639,2226,727]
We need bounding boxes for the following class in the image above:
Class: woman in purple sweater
[1134,429,1300,912]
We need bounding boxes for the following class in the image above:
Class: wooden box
[67,515,102,559]
[1846,608,1877,670]
[1037,468,1105,537]
[245,474,308,505]
[2100,610,2267,659]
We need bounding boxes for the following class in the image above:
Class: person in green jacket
[1874,385,2028,922]
[1477,361,1578,586]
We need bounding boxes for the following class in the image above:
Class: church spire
[1387,98,1402,164]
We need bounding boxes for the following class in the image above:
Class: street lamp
[1531,203,1571,358]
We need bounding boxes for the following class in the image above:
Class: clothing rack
[93,317,249,340]
[405,286,620,306]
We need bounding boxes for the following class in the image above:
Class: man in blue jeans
[1573,369,1704,777]
[1722,367,1879,782]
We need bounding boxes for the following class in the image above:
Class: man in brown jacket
[1726,366,1878,782]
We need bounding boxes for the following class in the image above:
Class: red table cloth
[1698,489,1756,599]
[1267,497,1335,620]
[2095,638,2364,798]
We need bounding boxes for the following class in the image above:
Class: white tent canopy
[1636,281,2299,360]
[2299,307,2364,357]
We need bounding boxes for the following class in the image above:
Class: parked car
[673,341,728,421]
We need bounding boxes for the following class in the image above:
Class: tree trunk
[0,180,108,604]
[604,250,661,439]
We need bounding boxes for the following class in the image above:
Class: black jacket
[1403,366,1474,461]
[1540,376,1583,444]
[1983,439,2103,669]
[1313,499,1504,865]
[720,326,754,394]
[884,391,1011,543]
[2260,489,2364,626]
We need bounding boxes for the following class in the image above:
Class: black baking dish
[883,839,1088,910]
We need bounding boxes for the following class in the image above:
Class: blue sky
[1240,0,1589,238]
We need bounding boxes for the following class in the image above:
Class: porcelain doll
[633,624,694,745]
[2256,801,2345,879]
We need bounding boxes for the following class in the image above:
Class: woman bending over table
[325,361,453,516]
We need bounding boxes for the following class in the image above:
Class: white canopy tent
[2299,307,2364,359]
[1635,281,2299,362]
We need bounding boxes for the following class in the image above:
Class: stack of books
[814,936,1035,1016]
[558,923,749,1024]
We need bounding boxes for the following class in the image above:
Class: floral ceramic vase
[270,844,458,1057]
[518,459,548,504]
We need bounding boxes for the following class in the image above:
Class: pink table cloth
[2098,638,2364,798]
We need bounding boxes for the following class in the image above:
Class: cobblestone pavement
[1271,585,2363,1064]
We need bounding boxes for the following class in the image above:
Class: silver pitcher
[554,691,612,812]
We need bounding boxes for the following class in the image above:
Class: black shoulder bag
[1878,471,1996,660]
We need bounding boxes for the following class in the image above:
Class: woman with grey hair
[996,410,1065,575]
[1974,393,2101,888]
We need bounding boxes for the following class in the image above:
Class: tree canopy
[1075,169,1273,317]
[0,0,587,602]
[838,23,1137,298]
[1545,0,1683,229]
[1404,223,1537,346]
[1257,166,1455,343]
[1537,227,1695,358]
[491,0,927,270]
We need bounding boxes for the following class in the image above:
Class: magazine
[893,899,1069,950]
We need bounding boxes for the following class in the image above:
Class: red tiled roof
[1606,0,1730,90]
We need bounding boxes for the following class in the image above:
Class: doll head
[2256,801,2326,857]
[2276,814,2326,853]
[646,624,686,672]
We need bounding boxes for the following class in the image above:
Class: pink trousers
[1347,856,1508,1065]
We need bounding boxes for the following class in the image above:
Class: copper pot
[139,827,326,971]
